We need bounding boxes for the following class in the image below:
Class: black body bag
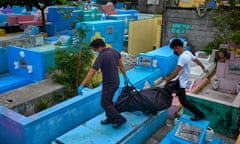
[114,80,179,114]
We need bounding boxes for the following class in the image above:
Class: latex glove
[78,85,84,95]
[124,76,129,85]
[159,80,167,88]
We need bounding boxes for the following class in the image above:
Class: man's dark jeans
[101,87,123,119]
[178,88,204,117]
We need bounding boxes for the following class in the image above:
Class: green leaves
[49,26,96,97]
[50,47,93,96]
[0,0,57,32]
[227,31,240,45]
[0,0,56,10]
[204,2,240,52]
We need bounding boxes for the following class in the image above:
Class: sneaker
[190,114,205,121]
[101,118,115,125]
[112,118,127,129]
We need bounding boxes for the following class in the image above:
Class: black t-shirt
[92,48,121,88]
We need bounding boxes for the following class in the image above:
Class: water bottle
[206,127,214,142]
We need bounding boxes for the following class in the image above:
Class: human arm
[159,65,182,88]
[119,57,130,84]
[193,58,205,71]
[81,54,102,86]
[193,58,205,70]
[78,68,96,95]
[81,68,97,86]
[166,65,182,83]
[119,57,127,78]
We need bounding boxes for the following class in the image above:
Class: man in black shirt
[78,39,128,128]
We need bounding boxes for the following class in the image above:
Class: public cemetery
[0,0,239,144]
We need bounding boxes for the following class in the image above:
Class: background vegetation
[49,27,101,97]
[203,0,240,53]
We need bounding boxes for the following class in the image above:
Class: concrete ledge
[186,91,237,108]
[0,79,64,108]
[0,74,33,94]
[0,79,64,115]
[160,127,225,144]
[0,68,163,144]
[0,86,103,144]
[160,115,225,144]
[121,111,167,144]
[53,110,167,144]
[184,92,240,137]
[232,92,240,108]
[0,45,47,94]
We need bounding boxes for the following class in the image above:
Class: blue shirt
[92,48,121,88]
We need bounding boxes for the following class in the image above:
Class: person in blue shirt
[78,39,128,128]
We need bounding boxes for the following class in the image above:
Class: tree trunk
[40,8,46,32]
[75,40,83,88]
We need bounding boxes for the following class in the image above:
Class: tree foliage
[0,0,57,31]
[49,26,100,97]
[203,0,240,53]
[0,0,56,10]
[51,46,94,96]
[214,0,240,44]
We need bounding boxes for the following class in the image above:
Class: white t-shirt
[172,51,196,88]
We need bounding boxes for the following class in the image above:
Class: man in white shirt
[163,39,206,121]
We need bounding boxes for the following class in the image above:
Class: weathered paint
[54,111,167,144]
[184,93,240,137]
[0,47,8,74]
[121,110,167,144]
[160,114,225,144]
[7,46,45,81]
[0,45,45,94]
[0,68,163,144]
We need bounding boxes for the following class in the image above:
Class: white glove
[159,80,167,88]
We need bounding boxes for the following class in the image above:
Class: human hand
[78,85,84,95]
[159,80,167,88]
[124,76,129,85]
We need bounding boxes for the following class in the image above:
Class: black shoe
[151,111,158,115]
[190,115,205,121]
[101,118,115,125]
[112,118,127,129]
[143,111,158,115]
